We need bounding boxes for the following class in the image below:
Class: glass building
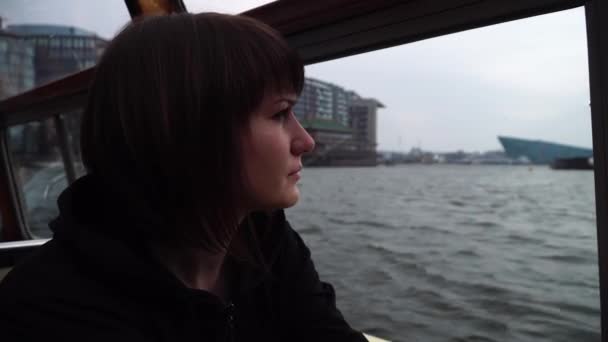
[294,78,350,127]
[348,94,384,152]
[0,23,35,99]
[6,24,107,86]
[294,77,384,165]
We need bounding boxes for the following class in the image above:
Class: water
[16,164,601,341]
[286,165,600,342]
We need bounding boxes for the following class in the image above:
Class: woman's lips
[288,166,302,179]
[288,166,302,176]
[288,172,301,181]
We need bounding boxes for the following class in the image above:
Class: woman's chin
[278,187,300,209]
[249,186,301,211]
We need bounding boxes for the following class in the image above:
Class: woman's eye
[272,109,290,122]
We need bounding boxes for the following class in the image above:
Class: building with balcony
[294,78,385,166]
[294,78,350,127]
[348,92,384,152]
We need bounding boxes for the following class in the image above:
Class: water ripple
[288,165,600,341]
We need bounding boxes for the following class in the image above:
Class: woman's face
[241,92,315,211]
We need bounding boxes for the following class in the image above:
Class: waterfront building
[330,83,349,127]
[300,118,354,166]
[3,24,107,162]
[348,92,384,152]
[0,20,35,99]
[6,24,107,86]
[294,78,384,165]
[301,117,354,151]
[498,136,593,164]
[294,78,350,127]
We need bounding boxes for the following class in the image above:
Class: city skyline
[1,1,593,152]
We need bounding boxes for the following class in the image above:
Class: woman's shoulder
[0,238,151,339]
[247,209,303,264]
[0,237,123,312]
[0,239,75,297]
[243,210,314,280]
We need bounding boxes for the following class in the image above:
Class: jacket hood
[49,173,287,308]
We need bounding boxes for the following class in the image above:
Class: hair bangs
[225,15,304,120]
[259,38,305,98]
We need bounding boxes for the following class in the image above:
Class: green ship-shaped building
[498,136,593,164]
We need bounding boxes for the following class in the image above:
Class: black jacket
[0,174,367,342]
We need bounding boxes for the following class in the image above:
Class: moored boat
[551,157,594,170]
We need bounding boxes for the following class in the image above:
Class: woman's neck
[150,214,247,298]
[151,243,229,297]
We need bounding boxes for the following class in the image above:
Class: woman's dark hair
[80,13,304,252]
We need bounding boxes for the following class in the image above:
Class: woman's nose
[291,119,315,155]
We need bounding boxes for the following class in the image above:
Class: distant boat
[550,157,593,170]
[498,136,593,165]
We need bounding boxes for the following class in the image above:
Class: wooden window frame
[0,0,604,338]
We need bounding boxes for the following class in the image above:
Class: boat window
[0,0,129,99]
[182,0,276,14]
[7,111,84,239]
[289,6,599,341]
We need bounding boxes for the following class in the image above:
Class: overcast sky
[1,1,592,152]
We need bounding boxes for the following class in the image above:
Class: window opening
[7,110,84,239]
[288,7,599,341]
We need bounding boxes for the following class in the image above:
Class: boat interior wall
[54,115,78,185]
[124,0,187,18]
[0,267,10,282]
[0,239,48,269]
[584,2,608,339]
[0,69,94,129]
[0,127,30,242]
[246,0,586,64]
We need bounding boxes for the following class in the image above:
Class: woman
[0,13,367,341]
